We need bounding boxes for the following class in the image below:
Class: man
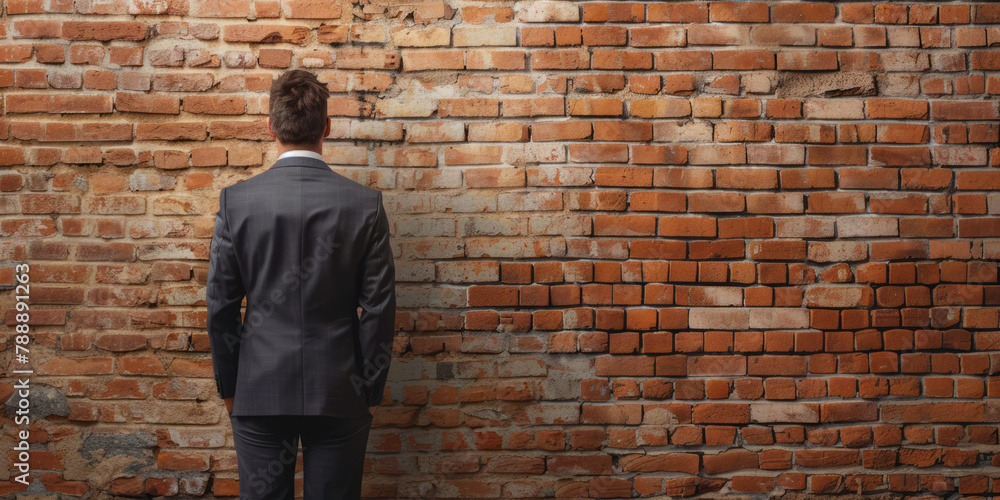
[206,68,396,500]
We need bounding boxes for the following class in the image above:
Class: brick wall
[2,0,1000,497]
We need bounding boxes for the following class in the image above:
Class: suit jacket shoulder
[227,163,383,208]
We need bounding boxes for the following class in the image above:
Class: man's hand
[224,397,234,415]
[368,405,377,416]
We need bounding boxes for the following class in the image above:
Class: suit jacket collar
[268,156,332,171]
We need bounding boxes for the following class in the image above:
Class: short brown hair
[268,69,330,145]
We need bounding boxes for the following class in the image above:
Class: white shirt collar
[277,150,325,162]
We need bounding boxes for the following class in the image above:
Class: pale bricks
[190,0,251,17]
[407,122,465,143]
[467,49,526,71]
[402,50,463,71]
[808,241,868,262]
[689,144,746,165]
[391,26,449,47]
[653,122,712,142]
[689,307,749,330]
[515,2,579,23]
[628,27,685,48]
[749,308,810,329]
[803,99,865,120]
[375,95,436,118]
[689,25,750,46]
[282,0,341,19]
[751,26,816,46]
[452,27,517,47]
[751,403,820,424]
[838,216,899,238]
[805,286,875,308]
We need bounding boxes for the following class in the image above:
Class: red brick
[932,101,999,121]
[531,50,589,70]
[655,51,712,71]
[713,50,775,70]
[710,2,768,22]
[223,25,309,44]
[808,145,867,166]
[703,449,758,474]
[777,51,838,71]
[648,3,707,23]
[628,27,685,48]
[62,22,148,41]
[773,3,837,23]
[116,92,180,114]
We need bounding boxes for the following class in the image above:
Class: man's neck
[276,142,323,156]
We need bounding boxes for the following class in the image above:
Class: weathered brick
[62,21,148,41]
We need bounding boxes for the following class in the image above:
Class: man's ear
[266,117,276,138]
[323,117,331,138]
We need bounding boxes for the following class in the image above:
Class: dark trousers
[230,413,374,500]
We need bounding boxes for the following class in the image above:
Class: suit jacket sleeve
[206,187,246,399]
[358,191,396,406]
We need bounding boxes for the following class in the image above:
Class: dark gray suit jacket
[206,155,395,417]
